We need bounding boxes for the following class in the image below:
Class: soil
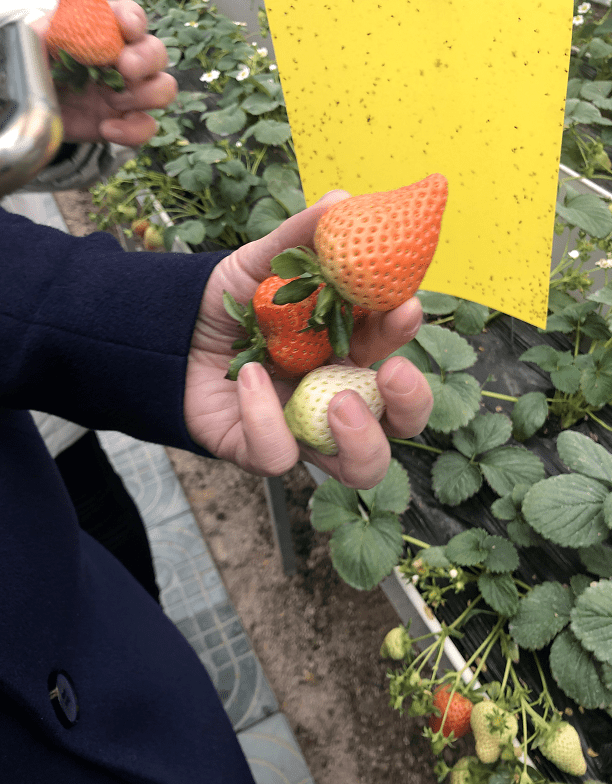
[54,188,446,784]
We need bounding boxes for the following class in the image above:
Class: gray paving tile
[238,713,315,784]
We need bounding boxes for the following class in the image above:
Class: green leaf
[178,162,214,191]
[556,193,612,238]
[358,458,411,514]
[581,351,612,407]
[415,546,451,569]
[453,301,490,335]
[557,430,612,484]
[478,572,520,616]
[511,392,548,442]
[272,277,319,305]
[223,291,247,324]
[270,247,318,278]
[579,544,612,578]
[481,536,519,573]
[445,528,489,566]
[205,106,247,135]
[431,452,482,506]
[176,220,206,246]
[520,344,569,372]
[416,324,477,372]
[249,119,293,145]
[245,198,287,240]
[466,412,513,455]
[329,512,404,590]
[371,340,431,374]
[479,447,545,497]
[310,479,361,531]
[507,520,541,548]
[241,92,281,115]
[523,474,610,547]
[424,373,481,433]
[508,582,572,649]
[571,580,612,665]
[416,291,459,315]
[217,174,252,204]
[550,629,612,710]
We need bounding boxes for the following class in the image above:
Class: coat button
[49,671,79,728]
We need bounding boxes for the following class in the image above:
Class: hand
[32,0,177,146]
[184,192,434,489]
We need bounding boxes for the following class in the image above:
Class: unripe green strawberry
[283,366,385,455]
[540,722,587,777]
[380,626,411,660]
[450,756,479,784]
[470,700,518,764]
[143,226,164,251]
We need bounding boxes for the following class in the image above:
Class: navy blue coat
[0,207,256,783]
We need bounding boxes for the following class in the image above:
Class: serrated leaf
[444,528,489,566]
[550,629,612,709]
[579,544,612,577]
[415,546,452,569]
[508,582,572,649]
[250,119,292,145]
[329,512,403,590]
[478,572,519,616]
[581,356,612,407]
[471,412,513,453]
[481,536,519,573]
[176,219,206,245]
[522,474,610,547]
[416,291,459,315]
[556,193,612,237]
[479,446,545,497]
[223,290,247,325]
[571,580,612,664]
[511,392,548,442]
[310,479,361,531]
[371,340,431,374]
[570,574,592,599]
[178,162,214,191]
[507,520,541,548]
[431,452,482,505]
[453,301,489,335]
[416,324,477,372]
[520,344,567,371]
[491,494,518,521]
[245,198,288,241]
[358,458,410,514]
[205,106,247,135]
[425,372,481,433]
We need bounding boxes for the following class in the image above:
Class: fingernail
[331,391,367,429]
[384,360,419,395]
[238,362,267,391]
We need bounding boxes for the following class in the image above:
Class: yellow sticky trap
[265,0,574,328]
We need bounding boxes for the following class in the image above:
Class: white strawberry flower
[200,70,221,83]
[236,66,250,81]
[573,14,584,26]
[578,3,591,13]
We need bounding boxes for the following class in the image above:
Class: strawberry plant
[90,0,302,250]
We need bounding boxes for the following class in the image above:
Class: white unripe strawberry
[283,366,385,455]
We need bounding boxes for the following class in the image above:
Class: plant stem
[481,390,519,403]
[388,438,444,455]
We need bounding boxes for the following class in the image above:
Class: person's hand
[184,192,434,489]
[32,0,177,146]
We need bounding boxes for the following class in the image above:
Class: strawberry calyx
[270,246,355,358]
[51,49,125,93]
[223,292,267,381]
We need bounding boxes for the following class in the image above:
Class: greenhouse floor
[2,189,315,784]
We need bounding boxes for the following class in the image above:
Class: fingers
[100,110,158,147]
[349,296,424,367]
[110,1,148,43]
[116,35,170,82]
[237,363,300,476]
[376,355,433,439]
[309,391,391,489]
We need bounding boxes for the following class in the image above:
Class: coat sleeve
[0,206,232,454]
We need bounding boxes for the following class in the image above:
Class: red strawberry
[45,0,125,67]
[131,219,151,238]
[429,685,473,739]
[224,276,336,381]
[269,174,448,355]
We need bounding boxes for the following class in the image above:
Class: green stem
[480,390,519,403]
[403,535,432,551]
[388,438,444,455]
[587,409,612,432]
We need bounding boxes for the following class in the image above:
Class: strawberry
[449,756,480,784]
[428,685,473,739]
[380,626,412,660]
[283,365,385,455]
[224,276,334,381]
[45,0,124,67]
[143,226,165,251]
[131,219,151,238]
[470,700,518,764]
[268,174,447,355]
[539,721,587,777]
